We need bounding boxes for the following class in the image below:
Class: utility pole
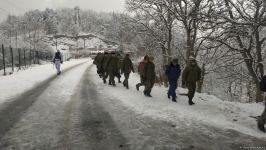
[56,37,58,50]
[9,30,12,47]
[16,31,17,49]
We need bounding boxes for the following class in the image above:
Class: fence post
[2,44,6,76]
[10,46,14,72]
[32,50,36,64]
[29,49,32,65]
[23,48,26,67]
[36,51,39,64]
[18,48,21,70]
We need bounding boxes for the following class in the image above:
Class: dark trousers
[115,71,121,81]
[145,79,154,94]
[108,71,115,85]
[103,70,108,83]
[168,80,177,98]
[259,104,266,126]
[187,82,196,100]
[136,75,145,87]
[123,72,130,87]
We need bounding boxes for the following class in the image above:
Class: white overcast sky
[0,0,126,22]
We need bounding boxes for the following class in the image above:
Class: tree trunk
[186,28,192,64]
[162,46,168,66]
[167,27,172,64]
[256,84,264,102]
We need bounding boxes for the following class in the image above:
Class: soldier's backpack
[138,61,145,72]
[260,75,266,92]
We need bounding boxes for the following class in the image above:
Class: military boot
[189,98,195,105]
[172,96,177,102]
[258,119,266,132]
[167,94,171,99]
[258,123,265,132]
[136,84,140,91]
[146,90,152,97]
[144,90,147,96]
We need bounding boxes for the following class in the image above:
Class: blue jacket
[165,63,181,82]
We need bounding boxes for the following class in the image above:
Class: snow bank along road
[0,61,265,150]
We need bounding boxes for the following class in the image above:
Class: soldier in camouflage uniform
[182,57,202,105]
[107,52,120,86]
[144,56,155,97]
[136,55,149,91]
[116,53,123,83]
[121,54,134,89]
[102,52,112,83]
[94,53,104,77]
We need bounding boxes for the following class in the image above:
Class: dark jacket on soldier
[122,57,134,74]
[108,56,119,73]
[182,63,201,83]
[93,54,98,65]
[103,54,112,71]
[96,54,103,65]
[144,61,155,81]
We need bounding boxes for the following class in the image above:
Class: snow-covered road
[0,61,265,150]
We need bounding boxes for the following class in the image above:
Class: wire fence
[0,44,54,75]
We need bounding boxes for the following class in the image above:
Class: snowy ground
[0,61,93,149]
[0,59,90,105]
[91,67,266,139]
[0,61,265,149]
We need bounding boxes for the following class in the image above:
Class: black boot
[136,84,139,91]
[146,91,152,97]
[258,122,266,132]
[144,90,147,96]
[172,96,177,102]
[103,78,106,84]
[167,94,171,99]
[189,98,195,105]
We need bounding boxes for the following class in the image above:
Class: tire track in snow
[0,61,90,149]
[59,65,130,150]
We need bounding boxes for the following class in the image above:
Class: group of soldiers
[93,52,157,97]
[93,51,134,89]
[93,52,266,133]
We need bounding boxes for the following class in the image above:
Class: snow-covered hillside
[45,33,119,52]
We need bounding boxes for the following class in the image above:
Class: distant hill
[44,33,119,52]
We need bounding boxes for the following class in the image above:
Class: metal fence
[0,44,54,75]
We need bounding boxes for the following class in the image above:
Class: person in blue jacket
[165,58,181,102]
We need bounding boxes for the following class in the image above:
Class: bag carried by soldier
[260,75,266,92]
[138,61,145,73]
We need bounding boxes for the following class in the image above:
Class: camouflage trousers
[136,75,145,87]
[145,79,155,94]
[186,82,196,100]
[108,71,115,85]
[123,72,130,88]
